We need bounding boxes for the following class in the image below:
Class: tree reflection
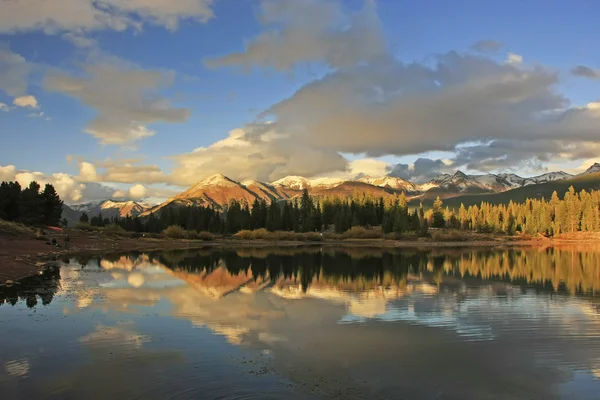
[148,247,600,296]
[0,267,61,307]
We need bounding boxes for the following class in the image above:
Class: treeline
[81,186,600,237]
[0,181,64,226]
[448,187,600,235]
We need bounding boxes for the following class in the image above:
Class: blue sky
[1,0,600,203]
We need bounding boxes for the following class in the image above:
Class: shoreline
[1,229,598,283]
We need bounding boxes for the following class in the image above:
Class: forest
[84,186,600,237]
[0,181,64,226]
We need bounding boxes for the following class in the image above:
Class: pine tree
[40,184,63,226]
[431,197,445,228]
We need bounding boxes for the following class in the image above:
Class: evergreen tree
[42,184,63,226]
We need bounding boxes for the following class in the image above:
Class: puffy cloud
[13,95,39,108]
[0,45,30,97]
[347,158,390,178]
[1,164,115,203]
[206,0,386,71]
[506,52,523,65]
[204,1,600,179]
[261,52,575,158]
[99,160,167,184]
[0,0,215,35]
[388,158,451,182]
[127,184,148,199]
[471,40,503,53]
[571,65,600,79]
[170,126,347,184]
[79,162,98,182]
[0,102,10,112]
[0,165,17,181]
[44,60,190,145]
[112,184,174,202]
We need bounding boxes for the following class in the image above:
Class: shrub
[197,231,215,241]
[75,222,100,232]
[186,231,215,241]
[431,230,468,242]
[234,229,323,241]
[163,225,186,239]
[301,232,324,241]
[103,224,126,234]
[235,228,269,240]
[341,226,384,239]
[268,231,298,241]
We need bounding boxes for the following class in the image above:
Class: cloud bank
[0,0,215,35]
[45,59,190,145]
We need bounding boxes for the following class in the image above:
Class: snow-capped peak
[195,174,239,188]
[272,176,312,190]
[580,163,600,175]
[358,176,416,190]
[309,177,345,188]
[101,200,134,209]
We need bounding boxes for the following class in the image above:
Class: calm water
[1,247,600,399]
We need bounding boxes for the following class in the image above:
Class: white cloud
[0,165,17,181]
[206,0,386,71]
[171,126,347,184]
[0,0,215,35]
[13,94,39,108]
[112,184,173,202]
[79,162,98,182]
[98,159,167,184]
[44,60,190,145]
[1,164,115,204]
[28,111,44,118]
[506,52,523,65]
[128,184,148,199]
[317,158,391,180]
[347,159,390,178]
[0,102,10,112]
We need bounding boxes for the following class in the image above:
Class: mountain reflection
[4,246,600,310]
[150,247,600,297]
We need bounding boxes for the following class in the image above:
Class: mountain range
[63,163,600,222]
[63,199,151,225]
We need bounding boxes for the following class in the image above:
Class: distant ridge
[424,171,600,208]
[66,164,600,218]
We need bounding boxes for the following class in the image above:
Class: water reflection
[0,267,60,307]
[2,246,600,399]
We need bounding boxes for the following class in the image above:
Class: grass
[0,219,35,236]
[234,229,323,241]
[75,222,101,232]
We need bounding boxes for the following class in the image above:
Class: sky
[1,0,600,204]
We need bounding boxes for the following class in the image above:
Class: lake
[1,246,600,399]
